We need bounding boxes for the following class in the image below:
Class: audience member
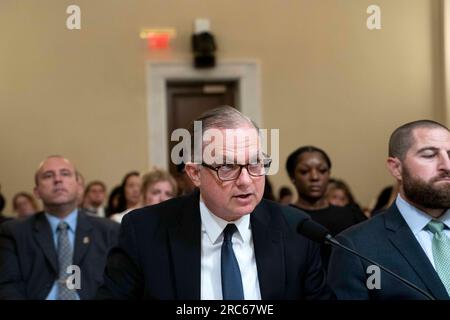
[0,155,119,299]
[371,183,399,216]
[278,186,293,205]
[286,146,366,266]
[110,171,141,223]
[0,192,12,225]
[12,192,39,219]
[105,185,121,218]
[82,181,107,217]
[141,169,177,206]
[328,120,450,299]
[263,176,276,201]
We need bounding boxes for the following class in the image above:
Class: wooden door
[166,81,238,175]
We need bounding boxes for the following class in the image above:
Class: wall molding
[146,60,262,169]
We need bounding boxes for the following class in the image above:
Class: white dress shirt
[199,198,261,300]
[110,207,135,224]
[96,206,106,218]
[396,194,450,269]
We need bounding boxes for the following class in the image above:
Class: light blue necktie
[221,224,244,300]
[56,222,77,300]
[427,220,450,295]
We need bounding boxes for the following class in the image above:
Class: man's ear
[386,157,403,181]
[77,181,84,199]
[33,185,41,201]
[184,163,201,187]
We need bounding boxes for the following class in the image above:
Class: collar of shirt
[199,197,251,245]
[396,194,450,234]
[45,209,78,235]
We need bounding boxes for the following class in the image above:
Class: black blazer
[0,210,120,300]
[327,204,450,300]
[97,191,333,300]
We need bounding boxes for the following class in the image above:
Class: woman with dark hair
[263,176,276,201]
[278,186,294,205]
[105,185,122,218]
[371,184,399,216]
[286,146,366,266]
[110,171,142,223]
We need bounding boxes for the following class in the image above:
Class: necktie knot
[57,221,69,232]
[427,220,446,235]
[223,224,237,242]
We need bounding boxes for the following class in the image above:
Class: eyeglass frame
[201,158,272,182]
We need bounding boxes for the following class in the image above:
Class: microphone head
[297,219,331,244]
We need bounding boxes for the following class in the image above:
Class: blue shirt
[45,209,80,300]
[396,194,450,269]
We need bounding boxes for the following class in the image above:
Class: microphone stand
[325,235,436,300]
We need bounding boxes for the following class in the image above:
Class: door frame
[444,0,450,125]
[146,60,262,169]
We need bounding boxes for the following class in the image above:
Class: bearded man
[328,120,450,300]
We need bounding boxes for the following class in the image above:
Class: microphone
[297,219,435,300]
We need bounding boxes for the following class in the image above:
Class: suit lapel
[251,202,285,299]
[33,212,58,273]
[73,210,93,267]
[168,193,201,299]
[386,205,449,299]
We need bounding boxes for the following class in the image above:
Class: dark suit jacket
[0,210,120,300]
[97,191,333,300]
[0,214,12,225]
[327,204,450,300]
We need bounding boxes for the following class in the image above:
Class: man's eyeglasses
[202,158,272,182]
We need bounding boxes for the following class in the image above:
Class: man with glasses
[97,106,333,300]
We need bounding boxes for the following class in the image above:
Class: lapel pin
[83,236,90,244]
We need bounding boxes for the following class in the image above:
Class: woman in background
[286,146,366,266]
[110,171,142,223]
[327,178,371,218]
[278,186,294,205]
[12,192,39,219]
[141,169,177,206]
[326,179,360,207]
[105,185,121,218]
[370,183,399,216]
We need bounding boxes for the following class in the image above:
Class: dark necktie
[221,224,244,300]
[56,222,77,300]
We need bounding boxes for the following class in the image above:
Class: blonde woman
[141,169,178,206]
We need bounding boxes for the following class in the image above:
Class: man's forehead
[202,126,262,163]
[214,126,257,134]
[38,157,75,172]
[411,127,450,149]
[222,139,261,155]
[219,127,259,143]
